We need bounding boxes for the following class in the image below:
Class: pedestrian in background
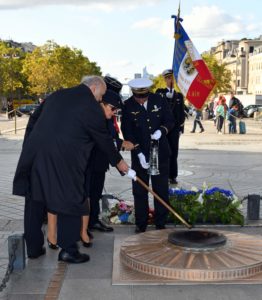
[227,105,238,134]
[216,95,228,134]
[7,100,14,120]
[190,109,204,133]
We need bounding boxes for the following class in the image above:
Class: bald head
[81,75,107,102]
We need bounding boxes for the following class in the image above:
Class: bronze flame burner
[168,230,227,250]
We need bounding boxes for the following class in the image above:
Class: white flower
[110,215,121,224]
[125,200,134,207]
[191,186,199,192]
[128,211,135,224]
[197,194,204,204]
[108,198,120,210]
[232,194,239,204]
[202,181,208,191]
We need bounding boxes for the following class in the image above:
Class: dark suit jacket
[155,88,186,133]
[13,84,122,216]
[90,118,123,173]
[121,92,174,167]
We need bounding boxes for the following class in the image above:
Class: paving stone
[1,116,262,299]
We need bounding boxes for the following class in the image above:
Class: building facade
[209,36,262,98]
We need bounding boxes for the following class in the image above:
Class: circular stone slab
[120,229,262,281]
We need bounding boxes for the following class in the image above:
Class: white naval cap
[128,78,153,98]
[162,69,173,77]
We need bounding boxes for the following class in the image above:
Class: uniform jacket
[121,92,174,166]
[155,88,186,133]
[13,84,122,216]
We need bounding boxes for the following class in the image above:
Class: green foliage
[169,187,244,226]
[0,41,26,99]
[22,40,101,96]
[151,74,180,93]
[202,190,244,225]
[202,53,232,95]
[169,191,202,224]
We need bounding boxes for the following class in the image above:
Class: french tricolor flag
[172,16,216,109]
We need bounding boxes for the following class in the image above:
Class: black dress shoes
[28,247,46,259]
[58,250,90,263]
[80,238,92,248]
[47,239,59,250]
[155,225,166,230]
[135,226,146,234]
[169,178,178,185]
[87,229,94,239]
[90,220,113,232]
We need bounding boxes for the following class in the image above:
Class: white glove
[126,168,137,181]
[151,129,162,140]
[137,153,149,169]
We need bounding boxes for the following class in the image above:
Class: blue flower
[204,187,233,198]
[119,213,129,223]
[169,188,199,196]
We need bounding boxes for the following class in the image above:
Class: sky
[0,0,261,83]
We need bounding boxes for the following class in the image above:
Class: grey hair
[81,75,105,88]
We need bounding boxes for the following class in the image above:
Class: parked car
[243,104,262,118]
[17,104,39,116]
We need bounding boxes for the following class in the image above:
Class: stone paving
[0,114,262,299]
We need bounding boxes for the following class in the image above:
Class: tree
[0,41,25,100]
[22,40,102,96]
[151,74,179,92]
[202,53,232,96]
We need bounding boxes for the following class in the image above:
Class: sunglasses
[109,104,118,112]
[101,101,118,112]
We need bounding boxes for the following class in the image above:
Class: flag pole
[171,0,183,39]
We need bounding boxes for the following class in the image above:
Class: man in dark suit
[156,69,186,185]
[13,76,132,263]
[121,78,174,233]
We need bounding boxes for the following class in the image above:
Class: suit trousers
[24,196,45,257]
[89,171,106,226]
[167,130,180,180]
[24,196,81,256]
[132,162,169,230]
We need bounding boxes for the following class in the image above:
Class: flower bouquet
[169,185,244,226]
[101,199,135,224]
[102,198,155,225]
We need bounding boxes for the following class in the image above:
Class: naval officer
[121,78,174,233]
[156,69,186,185]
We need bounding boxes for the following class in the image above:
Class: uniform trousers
[89,171,106,227]
[132,162,169,230]
[24,195,81,256]
[167,130,180,180]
